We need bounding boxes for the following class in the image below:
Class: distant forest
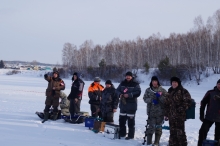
[4,60,56,67]
[61,9,220,84]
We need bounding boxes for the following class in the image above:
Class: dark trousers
[102,112,114,122]
[169,118,187,146]
[90,104,102,118]
[44,96,59,113]
[44,105,58,113]
[198,119,220,146]
[119,114,135,138]
[69,99,81,116]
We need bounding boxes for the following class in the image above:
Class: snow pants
[119,110,136,138]
[169,118,187,146]
[90,104,102,118]
[69,99,81,115]
[102,112,114,123]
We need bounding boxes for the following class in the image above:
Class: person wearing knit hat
[143,76,167,145]
[105,80,112,85]
[125,71,133,77]
[116,71,141,140]
[88,77,104,118]
[94,77,101,82]
[198,79,220,146]
[96,80,119,122]
[67,72,85,118]
[164,77,192,146]
[149,76,161,87]
[217,79,220,84]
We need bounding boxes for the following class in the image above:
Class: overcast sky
[0,1,219,64]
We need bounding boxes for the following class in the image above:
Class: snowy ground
[0,69,219,146]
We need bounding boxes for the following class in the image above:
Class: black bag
[186,98,196,119]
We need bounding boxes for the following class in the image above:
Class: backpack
[186,98,196,119]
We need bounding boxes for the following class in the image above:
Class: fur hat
[73,72,79,78]
[125,71,133,77]
[150,76,161,87]
[53,70,59,76]
[217,79,220,84]
[94,77,101,82]
[170,76,181,85]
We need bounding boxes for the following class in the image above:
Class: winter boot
[125,136,134,140]
[147,134,153,145]
[52,112,58,121]
[153,133,162,146]
[42,112,49,123]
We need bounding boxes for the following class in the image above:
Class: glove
[152,99,159,105]
[164,116,169,121]
[121,97,126,105]
[155,92,161,98]
[44,74,48,78]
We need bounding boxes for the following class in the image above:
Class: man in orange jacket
[88,77,104,118]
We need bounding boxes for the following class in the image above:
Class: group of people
[41,70,220,146]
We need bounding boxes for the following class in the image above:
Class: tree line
[62,9,220,84]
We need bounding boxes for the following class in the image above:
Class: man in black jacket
[67,72,85,118]
[117,71,141,140]
[198,79,220,146]
[99,80,119,122]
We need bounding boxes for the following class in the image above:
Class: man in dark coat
[67,72,85,118]
[165,77,191,146]
[42,71,65,123]
[197,79,220,146]
[98,80,119,122]
[116,71,141,140]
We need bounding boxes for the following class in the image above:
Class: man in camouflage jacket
[165,77,191,146]
[143,76,167,146]
[42,71,65,123]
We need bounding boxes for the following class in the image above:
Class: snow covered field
[0,69,219,146]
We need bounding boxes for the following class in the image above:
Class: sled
[35,110,61,119]
[62,114,86,124]
[78,111,90,117]
[104,123,120,139]
[202,139,218,146]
